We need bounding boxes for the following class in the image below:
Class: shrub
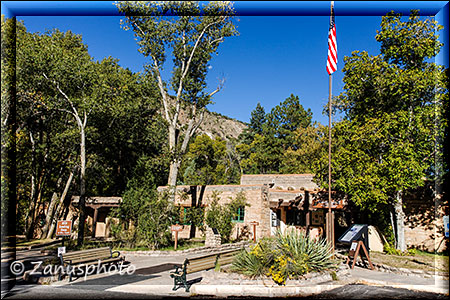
[110,177,178,250]
[383,243,417,256]
[231,229,337,285]
[230,248,266,278]
[205,191,249,243]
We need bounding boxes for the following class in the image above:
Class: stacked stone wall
[403,186,446,252]
[162,185,270,241]
[240,174,318,190]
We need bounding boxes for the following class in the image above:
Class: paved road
[2,252,448,299]
[309,283,448,299]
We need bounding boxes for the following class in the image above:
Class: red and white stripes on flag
[326,2,337,75]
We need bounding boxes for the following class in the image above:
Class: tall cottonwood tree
[116,1,238,192]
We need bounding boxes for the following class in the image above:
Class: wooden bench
[60,247,125,282]
[170,248,242,292]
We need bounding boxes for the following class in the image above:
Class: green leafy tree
[237,134,283,174]
[265,94,312,144]
[181,134,238,185]
[205,191,249,243]
[116,1,239,194]
[237,95,314,174]
[86,58,168,195]
[238,102,266,146]
[15,26,97,244]
[250,102,267,134]
[110,177,177,250]
[281,124,326,174]
[315,11,447,251]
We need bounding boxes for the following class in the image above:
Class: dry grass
[369,251,449,273]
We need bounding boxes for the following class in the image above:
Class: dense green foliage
[231,229,336,285]
[180,134,240,185]
[110,180,177,250]
[237,95,321,174]
[205,191,249,243]
[10,19,168,241]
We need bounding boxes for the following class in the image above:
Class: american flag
[326,1,337,75]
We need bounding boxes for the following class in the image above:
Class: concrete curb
[353,278,449,295]
[190,283,346,297]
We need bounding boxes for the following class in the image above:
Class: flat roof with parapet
[71,196,122,205]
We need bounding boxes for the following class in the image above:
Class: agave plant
[231,229,337,284]
[274,228,336,275]
[230,248,266,278]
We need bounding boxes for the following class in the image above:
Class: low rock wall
[121,241,250,257]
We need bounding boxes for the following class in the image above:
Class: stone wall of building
[159,176,448,252]
[240,174,318,190]
[161,185,271,241]
[403,186,447,252]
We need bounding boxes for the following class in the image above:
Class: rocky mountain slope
[179,109,248,142]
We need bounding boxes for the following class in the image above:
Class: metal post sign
[56,220,72,237]
[57,246,66,257]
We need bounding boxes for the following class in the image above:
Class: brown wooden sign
[346,240,374,270]
[171,224,183,232]
[171,224,183,250]
[249,221,259,242]
[56,220,72,237]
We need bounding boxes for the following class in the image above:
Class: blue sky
[2,1,449,125]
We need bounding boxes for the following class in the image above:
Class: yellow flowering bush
[231,229,336,285]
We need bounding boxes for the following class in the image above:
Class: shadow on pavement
[134,263,181,275]
[58,273,159,291]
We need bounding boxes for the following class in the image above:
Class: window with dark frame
[286,208,306,226]
[232,206,245,222]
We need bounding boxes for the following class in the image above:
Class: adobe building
[66,175,446,252]
[157,174,346,241]
[69,196,122,238]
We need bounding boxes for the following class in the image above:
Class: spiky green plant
[274,228,336,274]
[230,248,266,278]
[231,229,337,284]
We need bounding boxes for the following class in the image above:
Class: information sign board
[338,224,367,243]
[57,246,66,257]
[338,224,369,252]
[56,220,72,237]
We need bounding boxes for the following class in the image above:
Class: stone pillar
[205,227,221,247]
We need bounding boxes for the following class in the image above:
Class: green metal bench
[170,248,241,292]
[60,247,125,282]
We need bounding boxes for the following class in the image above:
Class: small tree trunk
[47,166,76,239]
[40,176,63,238]
[393,190,406,252]
[389,209,397,248]
[25,132,37,239]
